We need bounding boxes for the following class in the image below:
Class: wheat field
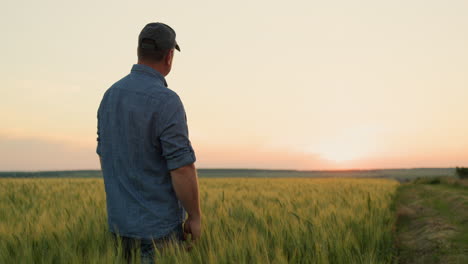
[0,177,398,264]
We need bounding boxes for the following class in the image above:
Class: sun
[319,147,364,163]
[310,126,381,163]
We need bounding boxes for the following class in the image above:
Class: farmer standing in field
[96,22,201,263]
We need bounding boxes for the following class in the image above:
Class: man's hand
[183,214,201,241]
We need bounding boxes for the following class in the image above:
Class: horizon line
[0,167,457,173]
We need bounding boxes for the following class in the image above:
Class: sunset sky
[1,0,467,171]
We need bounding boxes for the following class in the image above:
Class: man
[96,22,201,263]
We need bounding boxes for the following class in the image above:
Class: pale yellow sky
[1,0,467,170]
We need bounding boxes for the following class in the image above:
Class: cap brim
[175,42,181,52]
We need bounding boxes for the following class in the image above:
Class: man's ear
[166,49,174,66]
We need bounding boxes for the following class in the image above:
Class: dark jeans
[111,224,184,264]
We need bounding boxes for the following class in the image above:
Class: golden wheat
[0,177,398,263]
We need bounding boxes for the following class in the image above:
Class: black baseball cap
[138,22,180,52]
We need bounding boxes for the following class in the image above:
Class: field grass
[0,177,399,263]
[395,178,468,264]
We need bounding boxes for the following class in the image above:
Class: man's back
[97,64,196,239]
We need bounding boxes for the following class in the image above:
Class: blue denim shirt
[96,64,196,239]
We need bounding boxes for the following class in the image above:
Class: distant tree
[455,167,468,179]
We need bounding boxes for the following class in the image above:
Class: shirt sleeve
[159,95,196,171]
[96,105,102,156]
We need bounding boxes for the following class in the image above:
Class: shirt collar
[131,64,168,87]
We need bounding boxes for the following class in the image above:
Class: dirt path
[395,182,468,264]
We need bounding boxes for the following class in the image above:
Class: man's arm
[170,163,201,241]
[158,95,200,240]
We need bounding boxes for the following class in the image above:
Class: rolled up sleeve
[159,95,196,171]
[96,108,102,156]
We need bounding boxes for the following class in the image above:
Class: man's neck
[137,61,167,76]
